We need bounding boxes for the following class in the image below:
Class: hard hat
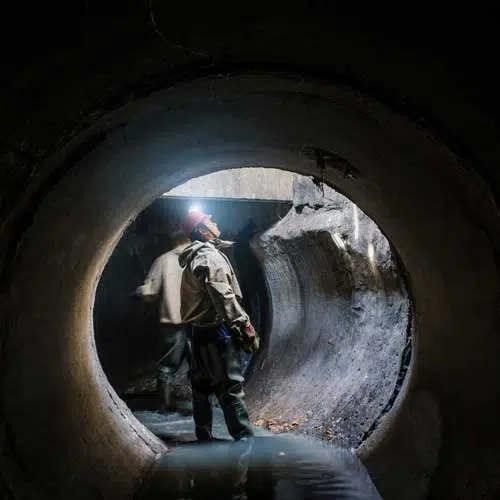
[181,210,211,237]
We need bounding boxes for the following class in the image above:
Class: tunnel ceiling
[2,7,500,500]
[164,167,297,200]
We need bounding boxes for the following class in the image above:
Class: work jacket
[179,239,250,329]
[136,242,190,325]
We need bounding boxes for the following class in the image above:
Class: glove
[240,323,260,354]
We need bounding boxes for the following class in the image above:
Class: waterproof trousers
[190,326,254,441]
[157,324,191,406]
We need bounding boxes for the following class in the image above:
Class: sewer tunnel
[93,168,411,450]
[2,11,500,499]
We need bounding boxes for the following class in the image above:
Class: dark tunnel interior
[93,170,411,450]
[93,194,284,395]
[3,5,500,500]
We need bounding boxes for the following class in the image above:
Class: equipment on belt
[231,322,260,354]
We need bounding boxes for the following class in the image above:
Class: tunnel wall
[247,181,410,448]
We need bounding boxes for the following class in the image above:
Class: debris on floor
[252,416,308,434]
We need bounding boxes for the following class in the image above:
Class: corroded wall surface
[247,179,410,448]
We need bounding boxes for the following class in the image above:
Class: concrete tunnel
[93,168,411,451]
[2,6,500,499]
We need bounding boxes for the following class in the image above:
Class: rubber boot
[157,376,173,413]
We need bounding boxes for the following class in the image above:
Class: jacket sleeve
[194,251,249,328]
[136,257,163,300]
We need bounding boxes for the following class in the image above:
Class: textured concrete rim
[2,72,499,498]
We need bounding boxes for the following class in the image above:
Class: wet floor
[133,406,271,444]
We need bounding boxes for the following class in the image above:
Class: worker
[179,210,259,441]
[134,230,192,412]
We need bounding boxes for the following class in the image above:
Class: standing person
[135,231,191,412]
[179,210,259,441]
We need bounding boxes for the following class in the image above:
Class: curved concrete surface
[247,189,410,449]
[97,177,410,451]
[2,10,500,499]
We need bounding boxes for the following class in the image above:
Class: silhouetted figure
[135,231,192,412]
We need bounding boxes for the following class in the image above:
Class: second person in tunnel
[134,230,192,413]
[179,209,260,441]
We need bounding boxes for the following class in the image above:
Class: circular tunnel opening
[93,167,412,449]
[3,72,498,499]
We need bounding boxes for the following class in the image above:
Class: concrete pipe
[2,8,500,499]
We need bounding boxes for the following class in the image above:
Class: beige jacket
[179,240,250,328]
[136,242,190,324]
